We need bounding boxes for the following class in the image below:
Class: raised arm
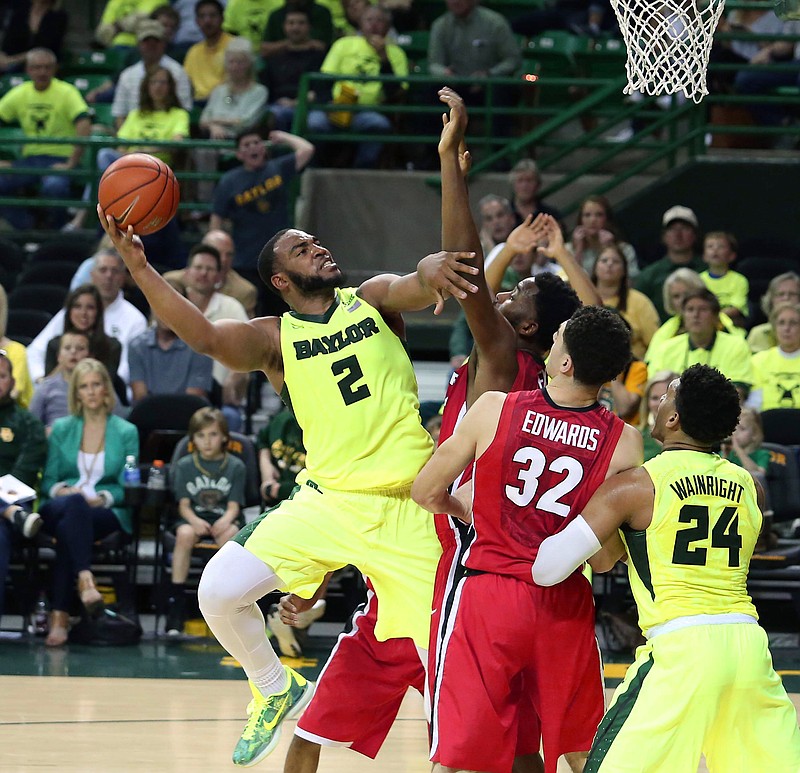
[484,215,546,294]
[268,129,315,171]
[537,215,602,307]
[98,210,277,376]
[438,87,520,392]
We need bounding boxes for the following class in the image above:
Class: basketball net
[610,0,726,103]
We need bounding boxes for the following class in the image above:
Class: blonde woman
[38,359,138,646]
[639,370,678,461]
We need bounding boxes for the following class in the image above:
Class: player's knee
[197,545,244,616]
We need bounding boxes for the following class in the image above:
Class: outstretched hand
[535,214,566,260]
[96,204,148,274]
[417,250,480,315]
[506,213,548,256]
[438,86,468,158]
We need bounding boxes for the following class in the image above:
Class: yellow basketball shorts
[585,621,800,772]
[239,480,441,649]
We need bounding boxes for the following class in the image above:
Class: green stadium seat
[0,126,26,160]
[396,29,430,61]
[62,49,127,77]
[65,73,110,97]
[574,36,627,81]
[0,73,28,97]
[90,103,115,130]
[522,31,581,107]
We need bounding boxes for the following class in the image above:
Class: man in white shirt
[27,251,148,384]
[183,243,249,429]
[111,19,193,128]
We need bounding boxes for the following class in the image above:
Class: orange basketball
[98,153,180,236]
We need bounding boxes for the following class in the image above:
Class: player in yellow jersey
[97,208,480,768]
[533,364,800,772]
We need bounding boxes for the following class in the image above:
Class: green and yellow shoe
[232,667,314,767]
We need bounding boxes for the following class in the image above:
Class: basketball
[98,152,180,236]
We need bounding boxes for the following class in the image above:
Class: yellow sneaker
[232,667,314,767]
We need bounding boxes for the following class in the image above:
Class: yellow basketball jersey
[280,288,433,490]
[622,450,760,634]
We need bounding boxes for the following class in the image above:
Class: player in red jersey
[281,89,598,773]
[412,305,644,773]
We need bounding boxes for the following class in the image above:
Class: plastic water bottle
[147,459,166,491]
[28,592,49,636]
[123,455,140,487]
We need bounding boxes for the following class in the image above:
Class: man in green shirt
[634,205,705,321]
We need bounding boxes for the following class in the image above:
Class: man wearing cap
[112,19,193,129]
[635,205,705,321]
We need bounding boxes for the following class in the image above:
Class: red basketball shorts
[430,571,604,773]
[295,586,426,758]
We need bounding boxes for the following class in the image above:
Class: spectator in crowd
[638,369,677,461]
[150,4,186,60]
[196,37,267,201]
[29,331,91,431]
[199,37,268,140]
[750,302,800,411]
[700,231,749,328]
[257,405,305,507]
[95,0,164,48]
[478,194,517,257]
[27,253,147,385]
[164,229,258,316]
[262,7,328,132]
[509,159,564,229]
[721,406,770,482]
[223,0,282,51]
[0,48,91,230]
[171,0,215,50]
[0,351,47,631]
[183,0,234,103]
[748,272,800,353]
[39,285,122,386]
[309,4,408,169]
[566,194,638,278]
[209,125,314,310]
[635,205,705,321]
[646,267,743,358]
[67,66,190,231]
[591,243,660,359]
[181,243,249,429]
[0,284,33,408]
[128,280,214,404]
[339,0,369,35]
[511,0,615,37]
[165,406,246,636]
[111,19,192,129]
[647,287,754,397]
[731,10,800,132]
[261,0,333,58]
[39,359,139,646]
[0,0,68,71]
[599,347,648,427]
[427,0,522,133]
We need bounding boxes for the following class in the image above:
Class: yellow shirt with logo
[280,288,433,490]
[0,80,89,157]
[622,450,760,634]
[224,0,282,50]
[752,346,800,410]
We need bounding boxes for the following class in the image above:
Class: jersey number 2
[671,504,742,568]
[332,355,371,406]
[504,447,584,517]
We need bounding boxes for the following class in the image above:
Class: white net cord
[610,0,726,102]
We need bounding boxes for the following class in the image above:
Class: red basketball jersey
[465,388,624,582]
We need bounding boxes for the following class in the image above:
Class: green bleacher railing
[2,33,800,221]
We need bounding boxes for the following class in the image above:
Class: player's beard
[284,268,347,292]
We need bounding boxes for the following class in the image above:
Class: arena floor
[1,621,799,772]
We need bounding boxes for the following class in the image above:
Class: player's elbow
[410,480,437,514]
[531,559,564,587]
